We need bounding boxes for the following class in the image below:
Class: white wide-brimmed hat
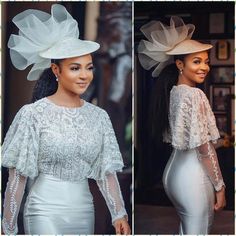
[138,16,213,77]
[8,4,100,81]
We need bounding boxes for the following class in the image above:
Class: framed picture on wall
[211,86,231,112]
[215,113,230,135]
[210,66,234,84]
[210,39,234,65]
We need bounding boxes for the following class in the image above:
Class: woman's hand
[214,186,226,211]
[113,217,131,235]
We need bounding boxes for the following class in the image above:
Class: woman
[138,16,226,234]
[2,4,130,234]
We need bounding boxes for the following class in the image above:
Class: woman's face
[176,51,210,86]
[52,54,94,96]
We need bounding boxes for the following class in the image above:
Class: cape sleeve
[2,105,40,179]
[88,110,128,223]
[88,110,125,180]
[189,89,220,148]
[171,88,220,150]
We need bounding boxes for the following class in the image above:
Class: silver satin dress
[2,98,127,234]
[24,174,94,234]
[163,85,225,234]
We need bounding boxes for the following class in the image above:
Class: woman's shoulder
[171,84,208,101]
[85,101,110,118]
[14,102,34,117]
[29,97,49,114]
[7,101,41,127]
[15,98,50,118]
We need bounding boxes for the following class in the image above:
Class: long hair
[149,55,186,144]
[31,59,62,102]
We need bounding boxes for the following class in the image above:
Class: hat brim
[39,38,100,59]
[166,39,213,55]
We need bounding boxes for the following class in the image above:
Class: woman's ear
[51,63,59,77]
[175,59,184,71]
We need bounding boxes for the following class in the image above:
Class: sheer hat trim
[8,4,100,81]
[138,16,212,77]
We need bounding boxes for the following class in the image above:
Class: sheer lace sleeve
[96,172,127,224]
[2,168,27,234]
[196,142,225,191]
[90,110,127,223]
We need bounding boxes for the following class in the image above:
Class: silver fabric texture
[196,142,225,191]
[163,148,215,234]
[2,97,124,181]
[2,98,127,234]
[2,169,27,234]
[24,174,94,234]
[163,84,220,149]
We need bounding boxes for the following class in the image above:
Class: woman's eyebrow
[192,57,209,61]
[69,62,93,66]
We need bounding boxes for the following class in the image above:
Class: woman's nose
[201,63,209,71]
[79,69,88,79]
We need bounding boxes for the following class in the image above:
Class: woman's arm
[196,141,225,191]
[96,172,130,234]
[2,168,27,234]
[196,141,226,210]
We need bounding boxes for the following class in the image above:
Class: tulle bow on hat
[138,16,195,77]
[8,4,99,81]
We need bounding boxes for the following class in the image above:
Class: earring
[55,75,58,82]
[179,69,183,75]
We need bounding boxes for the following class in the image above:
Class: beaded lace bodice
[2,98,127,234]
[164,84,225,191]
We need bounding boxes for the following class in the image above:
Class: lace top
[163,84,220,150]
[2,98,124,180]
[2,98,127,234]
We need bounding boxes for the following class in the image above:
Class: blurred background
[1,2,132,234]
[134,1,234,234]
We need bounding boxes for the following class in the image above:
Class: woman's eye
[70,67,79,71]
[87,66,94,71]
[193,60,200,64]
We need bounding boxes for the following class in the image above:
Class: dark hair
[31,59,62,102]
[148,55,186,144]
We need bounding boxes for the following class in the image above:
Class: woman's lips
[76,83,88,88]
[197,73,206,78]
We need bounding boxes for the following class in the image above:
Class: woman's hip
[23,173,95,234]
[162,148,215,213]
[25,173,94,208]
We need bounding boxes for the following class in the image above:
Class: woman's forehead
[61,54,93,65]
[186,51,209,60]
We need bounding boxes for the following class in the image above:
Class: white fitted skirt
[24,173,94,234]
[162,148,215,234]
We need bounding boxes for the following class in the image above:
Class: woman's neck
[177,75,196,87]
[48,87,83,108]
